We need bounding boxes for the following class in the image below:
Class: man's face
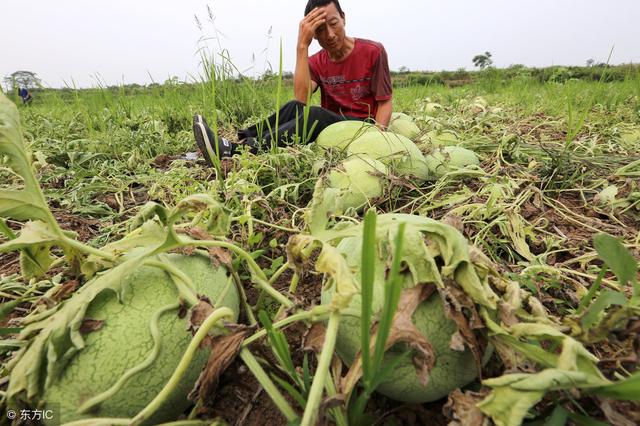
[313,2,346,53]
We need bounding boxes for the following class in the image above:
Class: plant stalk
[300,310,340,426]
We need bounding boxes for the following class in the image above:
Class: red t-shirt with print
[308,38,392,119]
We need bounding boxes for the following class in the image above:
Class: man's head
[304,0,344,18]
[304,0,347,54]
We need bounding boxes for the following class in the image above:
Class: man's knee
[284,100,305,109]
[307,105,329,118]
[308,106,344,127]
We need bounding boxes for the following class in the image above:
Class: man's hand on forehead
[298,7,327,48]
[305,7,327,23]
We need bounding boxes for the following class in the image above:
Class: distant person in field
[18,88,33,105]
[193,0,393,165]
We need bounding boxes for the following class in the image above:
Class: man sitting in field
[193,0,393,165]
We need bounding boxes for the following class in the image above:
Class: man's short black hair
[304,0,344,17]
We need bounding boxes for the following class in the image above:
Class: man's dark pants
[237,100,362,152]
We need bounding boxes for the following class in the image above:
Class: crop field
[1,69,640,425]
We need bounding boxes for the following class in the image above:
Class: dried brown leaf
[599,399,638,426]
[450,331,466,352]
[188,324,252,406]
[175,246,196,256]
[188,298,215,346]
[341,284,437,394]
[79,319,104,335]
[387,284,437,385]
[50,279,80,302]
[498,301,519,327]
[439,281,486,378]
[177,301,188,319]
[320,394,346,412]
[183,228,233,267]
[443,389,488,426]
[36,296,56,309]
[207,246,233,268]
[442,213,464,234]
[303,322,326,353]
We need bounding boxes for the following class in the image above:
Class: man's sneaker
[192,114,233,166]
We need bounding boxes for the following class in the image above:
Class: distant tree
[164,76,182,86]
[472,52,494,69]
[586,58,595,67]
[398,66,410,73]
[453,67,470,79]
[260,69,275,81]
[3,70,42,91]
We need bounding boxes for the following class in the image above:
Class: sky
[2,0,639,88]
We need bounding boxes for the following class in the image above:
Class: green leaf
[321,213,500,309]
[0,221,62,279]
[0,92,59,229]
[0,299,22,322]
[287,234,357,311]
[6,248,158,403]
[306,181,339,236]
[0,220,61,253]
[580,290,627,329]
[505,211,535,261]
[371,221,405,375]
[0,94,35,180]
[82,219,166,277]
[302,354,311,392]
[0,327,22,335]
[544,405,568,426]
[128,196,231,249]
[575,265,607,315]
[589,370,640,400]
[272,374,306,409]
[0,92,74,278]
[593,233,638,292]
[360,209,376,383]
[19,245,54,280]
[259,310,297,384]
[565,412,609,426]
[171,194,231,235]
[480,370,608,426]
[0,217,17,239]
[0,189,52,224]
[477,381,545,426]
[0,339,24,354]
[541,405,607,426]
[128,201,170,231]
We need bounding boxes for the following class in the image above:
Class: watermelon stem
[145,258,199,306]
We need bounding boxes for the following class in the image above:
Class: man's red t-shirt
[308,38,392,119]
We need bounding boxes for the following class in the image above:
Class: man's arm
[294,8,325,103]
[370,45,393,128]
[374,98,393,129]
[294,49,319,103]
